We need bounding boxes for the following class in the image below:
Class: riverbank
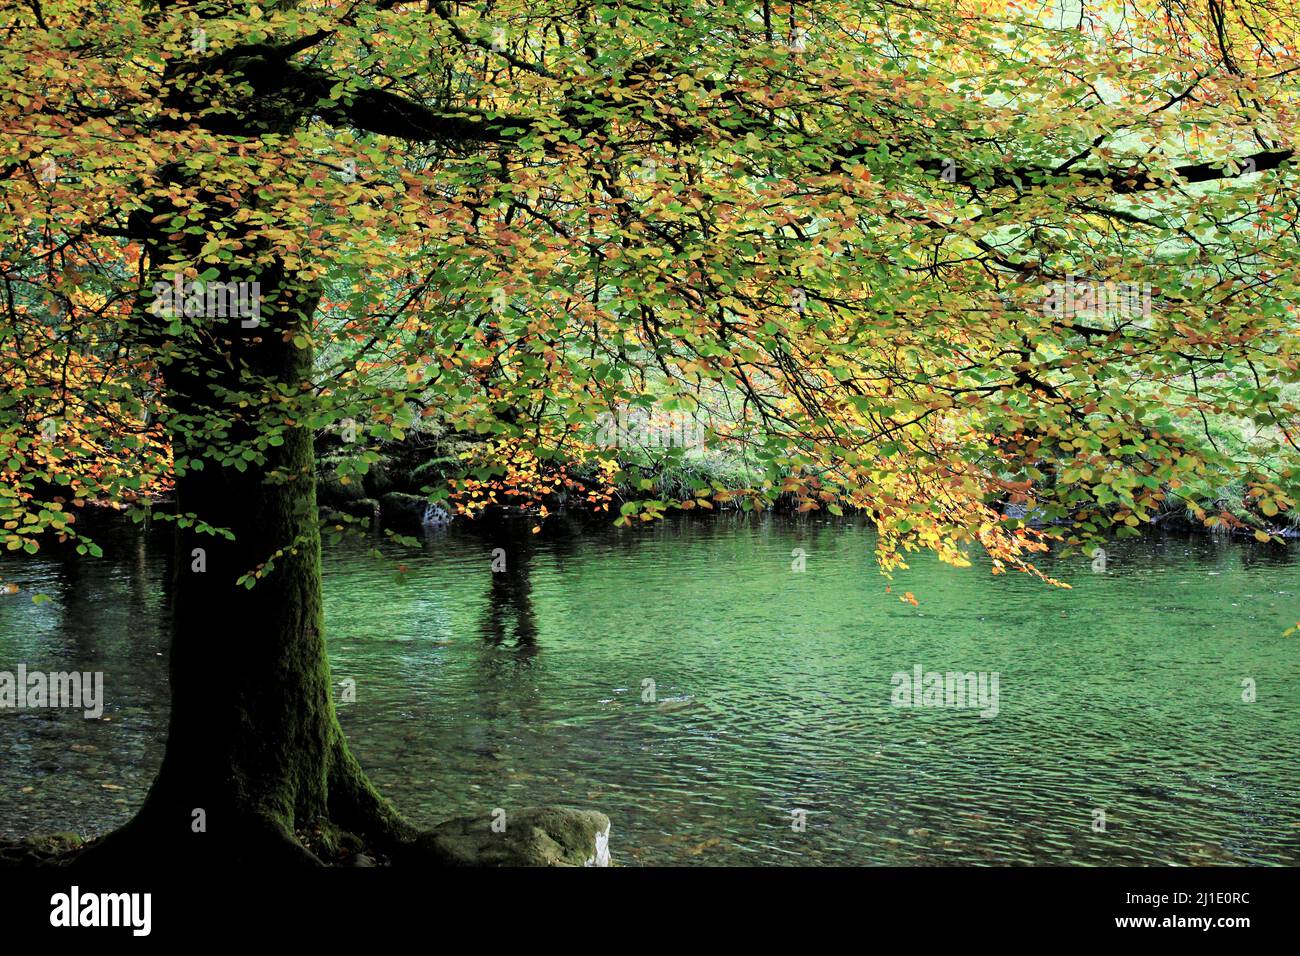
[0,806,613,867]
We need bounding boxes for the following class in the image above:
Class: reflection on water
[2,513,1298,865]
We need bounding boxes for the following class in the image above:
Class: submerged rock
[420,807,612,867]
[656,696,696,713]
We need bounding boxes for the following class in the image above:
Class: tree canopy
[3,0,1298,580]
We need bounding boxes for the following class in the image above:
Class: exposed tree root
[28,748,457,869]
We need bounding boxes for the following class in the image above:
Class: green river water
[1,514,1297,865]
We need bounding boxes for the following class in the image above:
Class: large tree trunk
[62,25,422,859]
[76,274,410,868]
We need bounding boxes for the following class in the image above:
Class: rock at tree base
[421,807,611,867]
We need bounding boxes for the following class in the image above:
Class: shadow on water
[480,536,540,655]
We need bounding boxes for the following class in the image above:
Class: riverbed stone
[379,492,430,532]
[0,832,82,866]
[318,474,368,507]
[338,497,379,525]
[421,807,612,867]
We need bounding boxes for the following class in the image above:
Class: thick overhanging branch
[312,80,531,144]
[1051,148,1293,193]
[281,69,530,144]
[854,141,1293,193]
[198,44,534,144]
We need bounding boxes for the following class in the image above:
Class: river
[1,513,1297,865]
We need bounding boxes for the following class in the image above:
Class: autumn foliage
[2,0,1297,581]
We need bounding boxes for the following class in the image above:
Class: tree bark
[75,271,412,868]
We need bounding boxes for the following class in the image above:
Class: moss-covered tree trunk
[78,274,409,867]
